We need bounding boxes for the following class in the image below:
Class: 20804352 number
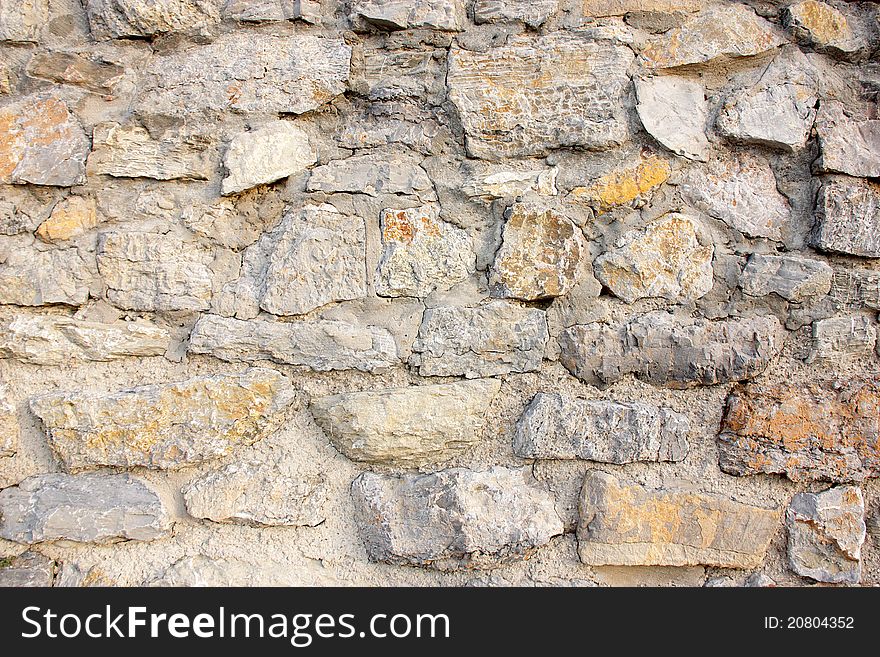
[787,617,854,629]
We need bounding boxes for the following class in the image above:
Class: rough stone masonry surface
[1,0,880,589]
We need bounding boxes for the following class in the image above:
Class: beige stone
[569,153,670,212]
[36,197,100,243]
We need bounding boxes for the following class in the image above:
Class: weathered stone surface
[351,467,563,568]
[827,268,880,311]
[583,0,703,16]
[718,380,880,482]
[223,0,319,22]
[36,197,100,243]
[594,213,713,304]
[0,95,90,186]
[87,123,216,181]
[181,198,270,251]
[813,177,880,257]
[635,76,709,161]
[785,1,863,55]
[489,202,584,301]
[0,247,95,306]
[680,152,790,241]
[259,204,367,316]
[514,392,689,463]
[0,60,12,94]
[0,0,48,42]
[221,121,315,195]
[97,230,239,311]
[462,163,558,201]
[815,101,880,178]
[85,0,222,40]
[740,254,833,302]
[473,0,557,27]
[410,301,549,378]
[0,473,171,544]
[375,205,474,298]
[0,383,16,457]
[560,312,785,389]
[787,485,865,584]
[136,33,350,117]
[188,313,398,372]
[568,153,669,212]
[354,46,447,103]
[0,312,171,365]
[350,0,464,30]
[26,52,126,95]
[307,153,433,197]
[30,368,296,471]
[0,551,55,586]
[183,457,327,527]
[716,47,819,152]
[447,33,632,159]
[641,5,786,69]
[578,471,778,567]
[311,379,500,465]
[809,316,877,362]
[338,105,441,154]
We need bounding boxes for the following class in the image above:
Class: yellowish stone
[36,197,99,243]
[570,154,670,212]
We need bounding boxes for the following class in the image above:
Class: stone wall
[0,0,879,587]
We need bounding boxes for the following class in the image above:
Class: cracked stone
[809,316,877,362]
[0,0,48,43]
[568,152,670,212]
[740,254,833,302]
[815,100,880,178]
[0,551,55,586]
[26,52,126,95]
[473,0,558,27]
[0,247,95,307]
[307,153,433,197]
[635,75,709,161]
[784,1,865,55]
[85,0,222,40]
[813,176,880,258]
[462,163,558,201]
[350,0,465,30]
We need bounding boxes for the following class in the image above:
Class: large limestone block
[635,76,709,161]
[739,254,832,302]
[85,0,222,39]
[815,101,880,179]
[0,247,95,307]
[813,177,880,258]
[221,121,316,195]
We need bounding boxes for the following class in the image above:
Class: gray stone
[259,204,367,316]
[0,312,171,365]
[223,0,316,22]
[0,473,171,544]
[30,368,296,471]
[26,52,126,95]
[181,198,273,251]
[85,0,222,40]
[188,313,398,372]
[410,301,549,378]
[461,163,558,201]
[0,0,48,43]
[97,230,239,312]
[513,392,689,463]
[827,268,880,311]
[784,1,866,55]
[375,205,474,298]
[593,213,714,304]
[338,106,441,154]
[809,316,877,362]
[311,379,501,466]
[473,0,558,27]
[815,101,880,179]
[351,467,563,569]
[221,121,316,195]
[447,33,632,159]
[350,0,465,30]
[307,153,433,197]
[813,177,880,258]
[740,254,833,302]
[0,246,95,307]
[560,312,785,388]
[0,382,16,457]
[135,32,350,117]
[0,551,55,586]
[578,471,779,568]
[787,486,865,584]
[354,46,446,103]
[680,152,791,241]
[635,75,709,161]
[87,123,217,181]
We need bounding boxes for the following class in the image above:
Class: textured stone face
[815,101,880,179]
[307,153,433,197]
[641,4,786,68]
[311,379,501,465]
[740,254,833,302]
[222,121,316,195]
[410,301,549,378]
[0,95,90,186]
[97,231,239,311]
[583,0,703,16]
[375,205,475,298]
[87,123,217,181]
[680,152,790,240]
[259,204,367,316]
[0,473,171,544]
[447,33,632,159]
[827,268,880,311]
[787,486,865,584]
[635,76,709,161]
[594,213,714,304]
[85,0,222,40]
[513,393,689,463]
[473,0,557,27]
[0,313,171,365]
[136,33,351,117]
[188,313,399,372]
[489,203,584,301]
[0,551,55,587]
[350,0,465,30]
[0,0,48,42]
[577,471,778,568]
[351,467,563,569]
[810,316,877,362]
[0,247,95,307]
[718,381,880,483]
[26,52,126,95]
[183,458,327,527]
[785,1,862,54]
[560,312,785,389]
[36,197,100,243]
[569,153,669,212]
[30,368,296,471]
[813,177,880,258]
[0,383,16,457]
[462,164,558,200]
